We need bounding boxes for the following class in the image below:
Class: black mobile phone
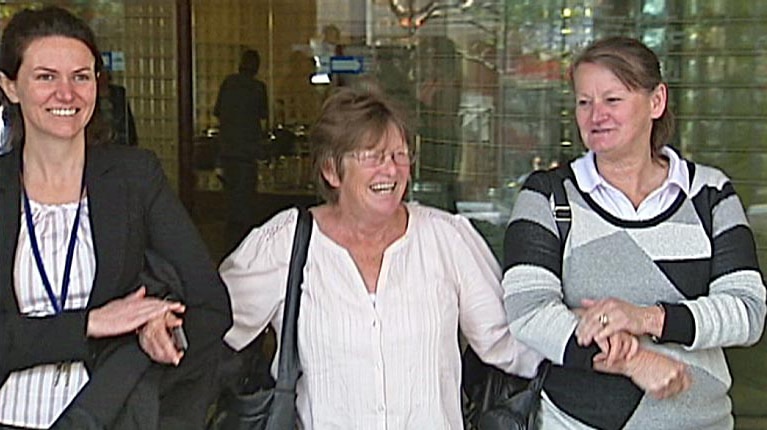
[171,325,189,351]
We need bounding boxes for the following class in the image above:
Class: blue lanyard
[20,167,85,315]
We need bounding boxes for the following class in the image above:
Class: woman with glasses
[220,87,542,429]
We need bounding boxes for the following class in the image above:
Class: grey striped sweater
[502,160,766,430]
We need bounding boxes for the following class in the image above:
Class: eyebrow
[32,66,93,74]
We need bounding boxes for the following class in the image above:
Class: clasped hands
[86,286,186,365]
[573,298,690,399]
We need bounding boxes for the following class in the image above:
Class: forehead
[21,36,95,69]
[359,122,407,150]
[573,62,628,92]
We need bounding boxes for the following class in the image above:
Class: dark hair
[239,49,261,75]
[309,87,412,204]
[0,6,109,148]
[570,36,675,159]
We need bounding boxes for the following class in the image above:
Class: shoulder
[88,145,161,175]
[687,161,739,210]
[221,208,298,270]
[254,207,300,242]
[406,202,480,241]
[408,202,460,228]
[689,161,732,193]
[519,165,573,198]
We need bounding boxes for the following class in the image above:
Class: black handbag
[463,347,551,430]
[209,207,313,430]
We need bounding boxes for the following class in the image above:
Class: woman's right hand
[86,286,184,338]
[595,349,691,399]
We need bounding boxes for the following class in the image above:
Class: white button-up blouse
[221,203,542,430]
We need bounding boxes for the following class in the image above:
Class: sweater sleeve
[502,172,599,369]
[678,177,767,350]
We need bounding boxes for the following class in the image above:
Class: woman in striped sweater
[503,37,766,430]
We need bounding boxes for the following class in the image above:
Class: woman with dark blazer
[0,7,231,429]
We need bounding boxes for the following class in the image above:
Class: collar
[572,146,690,195]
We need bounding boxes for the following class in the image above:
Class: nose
[55,78,76,102]
[590,101,607,123]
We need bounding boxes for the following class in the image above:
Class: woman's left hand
[575,298,662,347]
[138,311,185,366]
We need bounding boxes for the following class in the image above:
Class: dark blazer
[0,144,232,428]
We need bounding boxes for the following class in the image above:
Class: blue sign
[100,51,126,72]
[330,56,364,74]
[101,51,112,70]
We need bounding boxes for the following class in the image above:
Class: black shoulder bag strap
[549,165,572,249]
[265,206,313,430]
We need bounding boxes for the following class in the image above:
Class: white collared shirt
[571,146,690,220]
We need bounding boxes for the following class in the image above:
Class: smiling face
[322,123,411,220]
[573,62,666,160]
[0,36,97,145]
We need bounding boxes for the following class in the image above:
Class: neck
[597,149,659,179]
[332,203,407,242]
[22,140,85,185]
[595,149,667,206]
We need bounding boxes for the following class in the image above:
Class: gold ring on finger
[599,314,609,327]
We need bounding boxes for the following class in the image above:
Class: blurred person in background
[214,49,269,251]
[97,70,138,146]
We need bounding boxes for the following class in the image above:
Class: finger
[166,302,185,314]
[680,372,692,393]
[580,298,598,308]
[594,324,619,344]
[662,377,684,399]
[606,337,624,367]
[158,335,184,365]
[615,336,632,365]
[161,315,184,331]
[626,337,639,360]
[595,336,610,357]
[129,304,175,328]
[129,305,174,330]
[577,322,599,347]
[662,366,689,399]
[140,324,179,364]
[576,314,603,346]
[593,352,607,363]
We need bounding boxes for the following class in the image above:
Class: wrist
[644,303,665,339]
[622,348,651,377]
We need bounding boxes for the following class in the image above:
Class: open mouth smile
[370,182,397,194]
[48,107,79,117]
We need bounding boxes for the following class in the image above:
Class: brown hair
[309,87,411,204]
[570,36,675,159]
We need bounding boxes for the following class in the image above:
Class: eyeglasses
[346,149,417,168]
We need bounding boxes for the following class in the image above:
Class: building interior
[0,0,765,426]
